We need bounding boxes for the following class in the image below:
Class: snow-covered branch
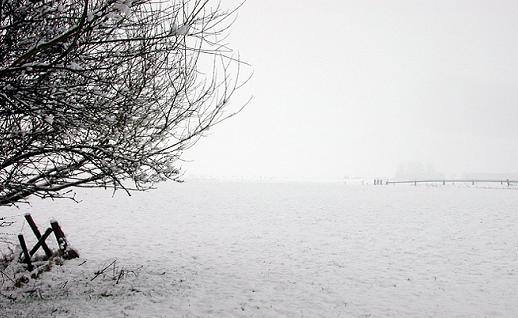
[0,0,247,206]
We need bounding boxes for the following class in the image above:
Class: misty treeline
[0,0,246,206]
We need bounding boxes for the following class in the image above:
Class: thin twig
[91,260,117,281]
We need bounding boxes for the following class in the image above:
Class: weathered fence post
[29,228,54,257]
[50,220,79,259]
[18,234,34,271]
[50,220,66,250]
[24,213,52,257]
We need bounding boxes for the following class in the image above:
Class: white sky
[185,0,518,182]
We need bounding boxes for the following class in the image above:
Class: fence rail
[382,179,518,186]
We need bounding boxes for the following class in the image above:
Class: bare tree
[0,0,247,206]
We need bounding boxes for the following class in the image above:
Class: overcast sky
[185,0,518,182]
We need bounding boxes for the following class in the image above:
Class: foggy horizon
[184,0,518,182]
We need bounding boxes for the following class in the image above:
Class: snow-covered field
[1,181,518,317]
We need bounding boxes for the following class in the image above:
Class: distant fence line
[374,179,518,186]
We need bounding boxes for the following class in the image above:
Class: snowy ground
[1,181,518,317]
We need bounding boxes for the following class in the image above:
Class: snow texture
[1,181,518,317]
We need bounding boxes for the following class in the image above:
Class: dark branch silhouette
[0,0,246,206]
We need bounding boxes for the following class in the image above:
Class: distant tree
[0,0,246,206]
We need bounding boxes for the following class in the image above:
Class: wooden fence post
[24,213,52,257]
[50,220,66,250]
[50,220,79,259]
[29,228,54,257]
[18,234,34,271]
